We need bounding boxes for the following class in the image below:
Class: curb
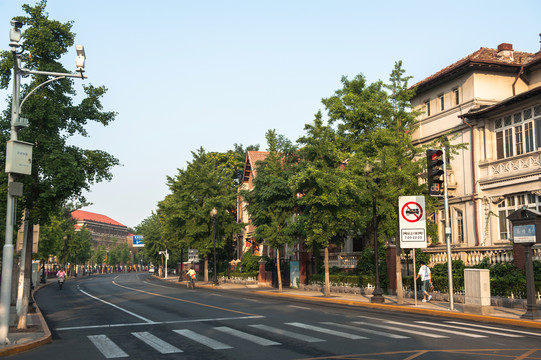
[0,282,53,357]
[253,291,541,330]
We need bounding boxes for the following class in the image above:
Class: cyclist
[186,267,196,289]
[57,268,67,290]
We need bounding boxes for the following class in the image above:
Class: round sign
[401,201,423,223]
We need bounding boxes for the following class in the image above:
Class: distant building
[71,210,130,249]
[237,151,270,258]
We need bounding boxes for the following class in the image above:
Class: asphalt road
[6,273,541,359]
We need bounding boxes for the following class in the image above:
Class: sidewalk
[0,280,52,357]
[1,276,540,357]
[183,278,541,329]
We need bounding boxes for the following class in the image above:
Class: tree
[155,147,246,280]
[292,113,363,296]
[243,130,298,291]
[0,1,118,327]
[136,212,163,267]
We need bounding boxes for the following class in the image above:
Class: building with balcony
[411,41,541,265]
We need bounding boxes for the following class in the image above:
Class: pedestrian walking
[416,260,432,302]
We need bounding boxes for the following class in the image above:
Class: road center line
[56,315,264,331]
[112,281,259,317]
[79,288,153,323]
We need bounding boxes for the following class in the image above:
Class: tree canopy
[0,0,119,239]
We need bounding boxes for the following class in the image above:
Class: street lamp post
[365,163,384,304]
[210,208,218,285]
[371,190,385,303]
[0,20,87,344]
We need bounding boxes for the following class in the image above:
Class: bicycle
[58,275,65,290]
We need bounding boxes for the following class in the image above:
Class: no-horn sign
[399,196,427,249]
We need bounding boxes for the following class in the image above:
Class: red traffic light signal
[427,149,445,196]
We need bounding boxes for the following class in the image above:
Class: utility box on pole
[464,269,492,315]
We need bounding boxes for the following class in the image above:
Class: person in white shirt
[416,260,432,302]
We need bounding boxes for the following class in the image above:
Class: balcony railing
[325,245,540,269]
[422,245,541,267]
[327,252,359,269]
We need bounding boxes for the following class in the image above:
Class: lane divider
[112,281,259,317]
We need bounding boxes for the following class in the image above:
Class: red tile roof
[71,210,127,227]
[413,45,536,91]
[243,151,269,182]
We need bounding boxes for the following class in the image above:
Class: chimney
[497,43,514,61]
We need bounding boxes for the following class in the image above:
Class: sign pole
[399,196,426,307]
[413,250,417,306]
[443,149,454,311]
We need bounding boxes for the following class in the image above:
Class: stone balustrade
[327,252,360,269]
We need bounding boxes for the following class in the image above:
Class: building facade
[71,210,130,250]
[411,41,541,264]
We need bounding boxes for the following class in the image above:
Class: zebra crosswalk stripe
[320,322,410,339]
[416,321,523,337]
[87,335,129,359]
[214,326,281,346]
[132,332,183,353]
[249,324,326,343]
[446,321,541,337]
[286,322,366,339]
[384,321,486,338]
[173,329,232,350]
[353,321,448,338]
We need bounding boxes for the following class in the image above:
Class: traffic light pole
[442,149,454,311]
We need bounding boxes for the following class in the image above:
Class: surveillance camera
[10,20,23,29]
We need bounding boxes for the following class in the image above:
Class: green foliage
[423,260,540,297]
[1,1,118,248]
[38,206,91,265]
[221,271,258,279]
[240,251,260,273]
[158,147,244,260]
[243,130,298,253]
[293,113,361,249]
[136,212,163,265]
[355,247,375,276]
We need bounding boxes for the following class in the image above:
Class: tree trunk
[204,257,209,282]
[178,248,184,282]
[17,213,33,330]
[395,226,404,304]
[276,248,282,292]
[324,247,330,297]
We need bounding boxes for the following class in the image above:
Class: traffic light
[427,149,444,197]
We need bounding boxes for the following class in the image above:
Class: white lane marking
[214,326,281,346]
[56,315,264,331]
[132,332,183,354]
[88,335,129,358]
[286,322,366,339]
[384,320,486,338]
[320,322,410,339]
[447,321,541,337]
[353,321,448,338]
[416,321,523,337]
[249,324,325,343]
[288,305,312,310]
[173,329,232,350]
[79,289,153,323]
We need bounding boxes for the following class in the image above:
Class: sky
[0,0,540,229]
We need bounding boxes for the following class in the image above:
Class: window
[495,105,541,159]
[438,94,444,111]
[497,193,541,240]
[453,88,459,105]
[425,100,431,116]
[456,209,464,243]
